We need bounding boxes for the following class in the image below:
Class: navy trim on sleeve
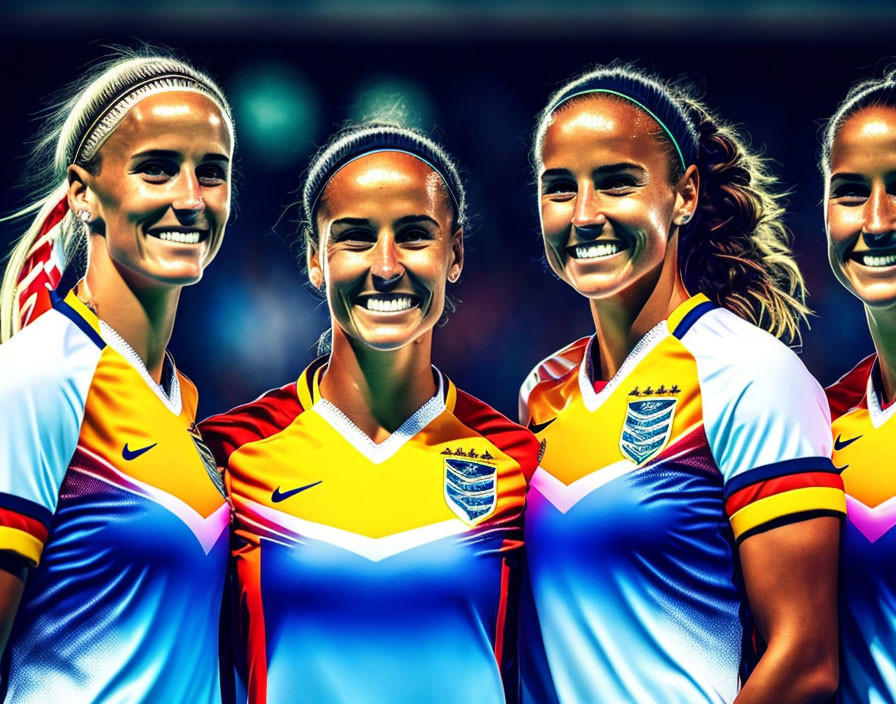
[724,456,839,499]
[671,300,716,339]
[50,288,106,350]
[0,491,53,529]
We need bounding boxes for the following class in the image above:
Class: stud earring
[80,211,90,223]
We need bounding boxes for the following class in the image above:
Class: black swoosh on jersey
[122,443,157,461]
[272,481,323,503]
[834,434,862,452]
[527,417,557,434]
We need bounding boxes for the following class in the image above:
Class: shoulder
[199,382,305,467]
[825,354,874,421]
[0,308,102,411]
[677,307,820,395]
[453,388,540,480]
[519,336,589,412]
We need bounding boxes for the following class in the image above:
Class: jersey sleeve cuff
[725,458,846,543]
[0,495,52,566]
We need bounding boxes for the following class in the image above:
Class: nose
[172,171,205,221]
[862,185,896,247]
[570,182,607,233]
[371,235,404,290]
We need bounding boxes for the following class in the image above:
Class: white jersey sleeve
[0,309,101,563]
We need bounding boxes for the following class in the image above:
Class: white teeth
[574,242,623,259]
[155,231,202,244]
[858,252,896,267]
[364,296,416,312]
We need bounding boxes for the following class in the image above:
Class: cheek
[540,202,572,240]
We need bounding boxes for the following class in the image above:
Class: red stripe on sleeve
[725,471,845,517]
[0,507,48,543]
[453,389,540,480]
[199,383,304,468]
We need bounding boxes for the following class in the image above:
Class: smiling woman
[519,66,846,704]
[0,52,234,703]
[822,69,896,704]
[200,123,540,704]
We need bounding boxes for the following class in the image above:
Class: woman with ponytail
[0,52,233,702]
[519,65,844,703]
[822,69,896,704]
[200,123,539,704]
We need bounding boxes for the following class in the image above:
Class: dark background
[1,1,894,420]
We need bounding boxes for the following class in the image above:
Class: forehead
[831,106,896,174]
[540,95,666,170]
[319,151,452,220]
[101,90,232,156]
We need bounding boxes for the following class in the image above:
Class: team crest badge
[443,458,497,524]
[619,397,677,465]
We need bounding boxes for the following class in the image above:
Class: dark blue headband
[546,72,698,169]
[303,128,463,220]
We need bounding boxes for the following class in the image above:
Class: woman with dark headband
[0,53,233,702]
[519,65,844,703]
[200,123,539,704]
[822,70,896,704]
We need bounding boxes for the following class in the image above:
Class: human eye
[542,178,577,199]
[133,160,176,183]
[197,163,227,186]
[331,228,376,248]
[396,226,434,246]
[599,174,640,194]
[829,181,869,204]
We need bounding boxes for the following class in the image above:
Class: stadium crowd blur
[1,1,894,420]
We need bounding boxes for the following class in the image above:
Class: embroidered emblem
[441,447,493,461]
[619,397,677,465]
[444,458,497,524]
[628,384,680,397]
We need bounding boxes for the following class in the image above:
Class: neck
[319,328,437,443]
[82,236,180,383]
[867,304,896,405]
[589,237,689,381]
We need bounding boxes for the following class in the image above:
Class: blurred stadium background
[1,0,895,420]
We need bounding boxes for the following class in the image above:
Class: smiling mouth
[356,293,422,313]
[147,227,210,245]
[851,249,896,268]
[567,240,629,260]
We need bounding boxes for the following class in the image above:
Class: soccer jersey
[0,289,229,703]
[200,357,539,704]
[828,354,896,704]
[520,294,845,704]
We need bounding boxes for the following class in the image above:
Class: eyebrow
[130,149,230,162]
[542,162,645,178]
[829,172,867,181]
[331,215,441,228]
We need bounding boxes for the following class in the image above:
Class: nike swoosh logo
[272,481,323,503]
[834,434,862,451]
[527,417,557,434]
[122,443,157,461]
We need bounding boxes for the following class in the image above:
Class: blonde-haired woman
[0,51,233,703]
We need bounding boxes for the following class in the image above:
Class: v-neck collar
[56,289,182,415]
[578,294,714,413]
[297,357,455,465]
[866,356,896,429]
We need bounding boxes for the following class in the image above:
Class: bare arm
[0,552,29,656]
[734,516,840,704]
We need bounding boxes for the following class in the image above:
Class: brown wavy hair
[534,65,809,345]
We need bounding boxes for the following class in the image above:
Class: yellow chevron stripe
[730,486,846,540]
